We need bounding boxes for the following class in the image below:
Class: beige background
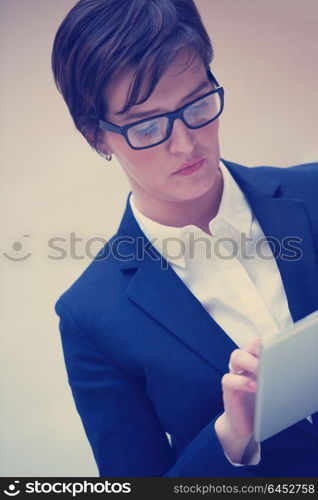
[1,0,317,476]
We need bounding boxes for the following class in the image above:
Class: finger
[229,349,259,377]
[244,336,262,358]
[222,372,257,393]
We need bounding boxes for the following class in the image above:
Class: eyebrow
[116,79,211,121]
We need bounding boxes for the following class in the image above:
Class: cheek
[197,119,219,145]
[109,134,162,175]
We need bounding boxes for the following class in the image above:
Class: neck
[131,169,224,235]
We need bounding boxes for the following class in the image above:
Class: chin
[172,179,217,203]
[177,169,220,201]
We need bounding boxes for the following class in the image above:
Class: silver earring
[101,152,112,161]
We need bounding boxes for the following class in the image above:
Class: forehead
[104,50,207,117]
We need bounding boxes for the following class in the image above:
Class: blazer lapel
[126,254,237,374]
[117,195,237,375]
[223,159,318,322]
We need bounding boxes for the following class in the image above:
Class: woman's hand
[214,336,261,463]
[221,336,261,439]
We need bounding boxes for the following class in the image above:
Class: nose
[168,118,195,155]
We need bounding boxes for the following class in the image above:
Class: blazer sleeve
[55,300,264,477]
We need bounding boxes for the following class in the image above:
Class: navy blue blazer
[55,159,318,477]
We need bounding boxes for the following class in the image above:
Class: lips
[172,158,204,175]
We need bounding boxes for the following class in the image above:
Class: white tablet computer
[253,310,318,442]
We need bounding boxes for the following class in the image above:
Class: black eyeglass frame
[98,70,224,150]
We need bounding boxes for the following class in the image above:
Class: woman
[52,0,318,476]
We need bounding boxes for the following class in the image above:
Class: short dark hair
[51,0,214,155]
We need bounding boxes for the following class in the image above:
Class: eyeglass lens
[127,91,221,148]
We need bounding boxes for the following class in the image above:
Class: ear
[95,132,113,157]
[100,145,113,157]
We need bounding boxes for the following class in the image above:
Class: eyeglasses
[98,70,224,150]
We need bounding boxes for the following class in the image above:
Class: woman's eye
[128,118,166,146]
[188,100,208,115]
[134,121,159,137]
